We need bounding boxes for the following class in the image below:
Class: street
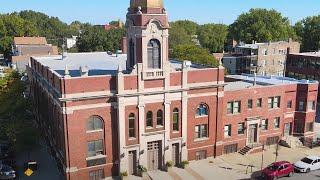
[15,138,63,180]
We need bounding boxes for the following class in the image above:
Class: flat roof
[225,74,318,91]
[236,41,291,49]
[32,52,208,77]
[290,52,320,57]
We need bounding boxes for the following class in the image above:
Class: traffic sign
[24,168,33,176]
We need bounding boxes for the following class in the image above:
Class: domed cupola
[130,0,163,9]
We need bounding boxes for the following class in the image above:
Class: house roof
[14,37,47,45]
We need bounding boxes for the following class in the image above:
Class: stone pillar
[181,63,189,160]
[138,96,147,167]
[164,97,171,163]
[118,97,127,172]
[137,63,144,92]
[117,66,127,172]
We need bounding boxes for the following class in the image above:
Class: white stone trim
[65,167,78,173]
[63,103,114,114]
[61,91,114,100]
[188,92,218,98]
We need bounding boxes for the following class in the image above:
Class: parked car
[0,163,16,179]
[261,161,294,180]
[0,144,10,160]
[294,156,320,173]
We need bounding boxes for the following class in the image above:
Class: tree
[197,24,228,53]
[294,15,320,52]
[76,26,125,52]
[170,44,219,67]
[169,20,199,49]
[229,8,296,43]
[0,70,39,152]
[0,13,38,56]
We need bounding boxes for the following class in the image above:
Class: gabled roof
[14,37,47,45]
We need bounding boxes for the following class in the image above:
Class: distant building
[222,39,300,76]
[11,37,58,71]
[104,20,123,31]
[66,36,78,49]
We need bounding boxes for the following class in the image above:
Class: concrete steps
[239,146,252,155]
[281,136,303,148]
[147,170,173,180]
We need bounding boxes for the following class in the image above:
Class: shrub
[120,171,128,177]
[180,160,189,169]
[166,161,173,168]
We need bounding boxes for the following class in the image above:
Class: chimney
[288,38,292,43]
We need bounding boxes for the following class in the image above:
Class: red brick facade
[27,1,318,180]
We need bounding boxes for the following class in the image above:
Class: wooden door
[128,151,137,175]
[172,143,180,166]
[248,124,257,144]
[147,141,161,171]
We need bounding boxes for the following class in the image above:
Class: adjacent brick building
[27,1,318,179]
[223,40,300,76]
[11,37,58,71]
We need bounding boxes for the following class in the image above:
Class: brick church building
[27,0,318,179]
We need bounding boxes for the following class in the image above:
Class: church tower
[126,0,169,80]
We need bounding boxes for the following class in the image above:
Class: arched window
[157,110,163,126]
[196,104,208,116]
[146,111,153,128]
[128,113,135,138]
[173,108,179,131]
[87,116,103,131]
[147,39,161,69]
[129,39,135,68]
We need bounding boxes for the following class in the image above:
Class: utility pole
[275,143,279,162]
[261,143,265,170]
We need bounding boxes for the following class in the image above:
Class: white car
[294,156,320,173]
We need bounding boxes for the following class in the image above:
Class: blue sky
[0,0,319,25]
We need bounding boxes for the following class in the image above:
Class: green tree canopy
[229,8,296,43]
[76,26,125,52]
[294,15,320,52]
[198,23,228,53]
[170,44,219,67]
[169,20,199,49]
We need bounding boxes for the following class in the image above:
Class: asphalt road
[278,170,320,180]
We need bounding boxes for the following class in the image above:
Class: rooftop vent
[183,61,192,68]
[79,65,89,77]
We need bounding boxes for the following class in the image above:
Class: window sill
[128,137,137,141]
[86,154,106,161]
[172,131,180,134]
[194,137,209,142]
[146,127,153,130]
[224,136,232,139]
[156,125,164,128]
[195,115,208,118]
[86,129,103,134]
[238,133,245,136]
